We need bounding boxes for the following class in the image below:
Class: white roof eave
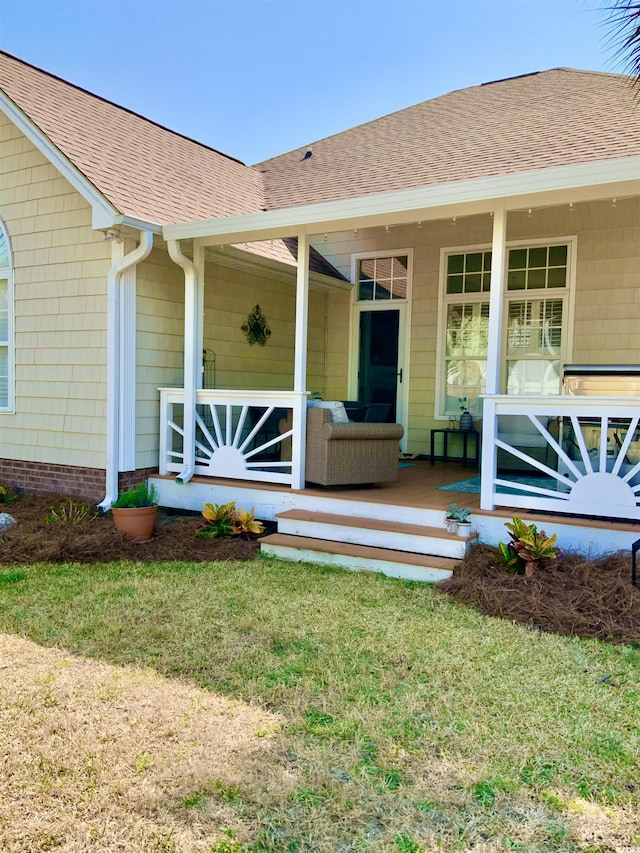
[0,90,165,235]
[163,155,640,246]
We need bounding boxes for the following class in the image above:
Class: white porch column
[193,241,205,390]
[167,239,202,484]
[480,202,507,510]
[291,232,310,489]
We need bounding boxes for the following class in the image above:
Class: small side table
[430,428,480,468]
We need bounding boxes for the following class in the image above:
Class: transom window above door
[357,255,408,301]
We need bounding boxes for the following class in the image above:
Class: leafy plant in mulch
[0,484,19,505]
[0,495,262,565]
[439,542,640,645]
[198,501,265,540]
[232,507,265,539]
[497,516,561,576]
[47,499,97,525]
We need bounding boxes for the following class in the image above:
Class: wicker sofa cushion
[306,399,349,423]
[305,408,404,486]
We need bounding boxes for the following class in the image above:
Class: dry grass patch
[0,633,284,852]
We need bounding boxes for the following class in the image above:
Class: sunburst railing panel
[482,396,640,521]
[159,389,304,486]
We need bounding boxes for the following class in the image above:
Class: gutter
[163,155,640,244]
[99,230,154,509]
[114,214,163,235]
[167,239,198,484]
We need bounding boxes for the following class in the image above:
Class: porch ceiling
[163,156,640,246]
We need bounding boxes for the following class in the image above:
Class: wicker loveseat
[282,407,404,487]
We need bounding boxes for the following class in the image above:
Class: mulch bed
[438,544,640,645]
[0,495,261,565]
[3,495,640,645]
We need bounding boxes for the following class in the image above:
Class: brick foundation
[0,458,158,503]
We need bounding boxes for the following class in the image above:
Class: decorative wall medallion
[241,304,271,346]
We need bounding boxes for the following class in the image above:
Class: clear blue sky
[0,0,622,165]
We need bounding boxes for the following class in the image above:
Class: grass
[1,556,639,852]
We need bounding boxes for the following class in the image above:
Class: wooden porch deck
[170,460,480,512]
[291,460,482,512]
[153,458,640,537]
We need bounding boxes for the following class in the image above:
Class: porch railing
[159,388,307,487]
[481,395,640,521]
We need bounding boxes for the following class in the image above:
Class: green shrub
[111,482,159,509]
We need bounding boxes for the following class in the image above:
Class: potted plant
[445,503,472,535]
[445,503,461,533]
[110,482,159,541]
[458,397,473,432]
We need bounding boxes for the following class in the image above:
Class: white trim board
[0,93,163,234]
[0,90,118,230]
[163,157,640,244]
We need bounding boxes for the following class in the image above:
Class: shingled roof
[0,50,264,225]
[0,50,346,278]
[255,68,640,210]
[1,53,637,231]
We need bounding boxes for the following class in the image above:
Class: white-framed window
[0,219,13,413]
[437,238,575,418]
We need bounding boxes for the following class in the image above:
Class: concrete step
[260,533,457,582]
[275,509,476,559]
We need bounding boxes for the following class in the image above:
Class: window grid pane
[0,230,7,269]
[0,279,6,346]
[445,300,489,415]
[506,298,563,357]
[442,243,569,413]
[507,244,567,291]
[357,255,408,301]
[446,251,492,295]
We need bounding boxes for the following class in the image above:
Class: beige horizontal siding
[0,113,111,470]
[134,249,328,470]
[317,195,640,456]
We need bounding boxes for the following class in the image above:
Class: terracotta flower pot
[111,505,158,542]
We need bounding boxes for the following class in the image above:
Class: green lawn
[1,556,639,852]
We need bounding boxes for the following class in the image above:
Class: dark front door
[358,309,400,420]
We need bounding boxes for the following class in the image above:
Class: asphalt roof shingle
[0,50,265,224]
[1,54,638,231]
[254,69,640,210]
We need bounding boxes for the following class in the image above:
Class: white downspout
[99,230,154,509]
[167,239,199,484]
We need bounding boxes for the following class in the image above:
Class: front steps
[260,508,476,582]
